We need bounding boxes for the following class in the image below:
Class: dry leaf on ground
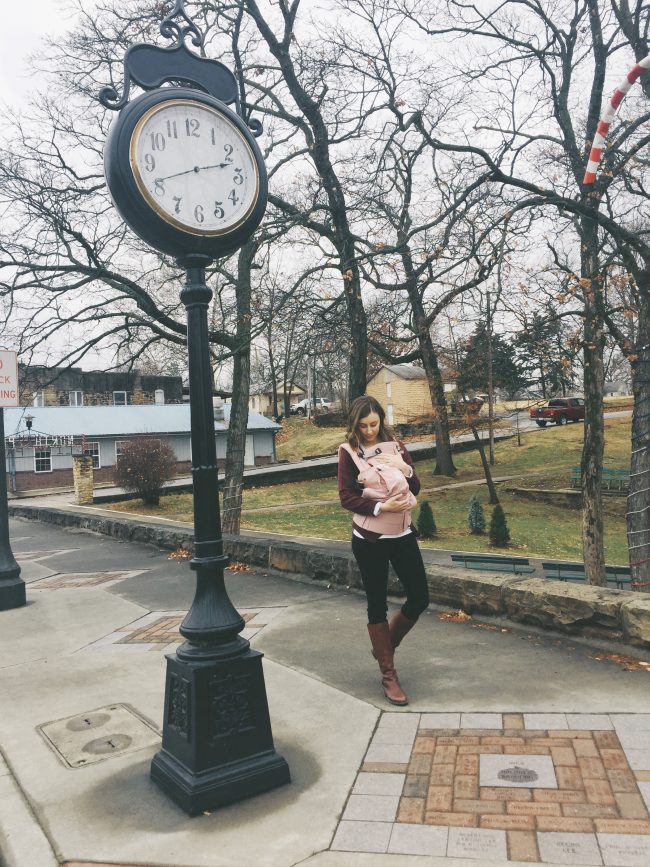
[438,610,472,622]
[168,548,191,559]
[590,652,650,672]
[227,561,252,572]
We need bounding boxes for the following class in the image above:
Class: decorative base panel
[151,745,290,815]
[0,576,26,611]
[151,647,290,815]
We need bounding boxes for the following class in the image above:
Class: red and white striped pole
[583,54,650,184]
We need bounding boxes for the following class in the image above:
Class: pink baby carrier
[340,441,417,536]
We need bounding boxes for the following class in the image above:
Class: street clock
[104,87,267,261]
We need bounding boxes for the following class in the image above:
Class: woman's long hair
[346,395,397,449]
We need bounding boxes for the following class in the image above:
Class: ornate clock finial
[99,0,238,113]
[160,0,204,49]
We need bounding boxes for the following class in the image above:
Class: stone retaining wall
[9,503,650,651]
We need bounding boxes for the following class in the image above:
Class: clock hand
[157,163,232,182]
[198,162,231,171]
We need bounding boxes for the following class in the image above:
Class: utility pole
[487,291,495,465]
[306,359,312,420]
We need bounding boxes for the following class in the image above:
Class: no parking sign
[0,350,18,407]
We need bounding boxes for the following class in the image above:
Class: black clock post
[99,1,289,815]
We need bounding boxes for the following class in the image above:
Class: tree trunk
[222,241,254,535]
[628,281,650,590]
[244,0,367,401]
[267,335,278,417]
[421,345,456,476]
[403,259,456,475]
[580,216,607,586]
[470,422,499,505]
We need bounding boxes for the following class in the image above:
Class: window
[33,391,44,407]
[69,390,83,407]
[34,448,52,473]
[115,440,129,461]
[154,389,165,405]
[113,391,127,406]
[83,441,100,469]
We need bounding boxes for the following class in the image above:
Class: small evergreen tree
[417,501,437,538]
[467,495,486,534]
[489,504,511,547]
[114,437,176,506]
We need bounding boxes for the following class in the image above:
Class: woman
[338,395,429,706]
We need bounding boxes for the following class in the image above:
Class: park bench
[570,467,629,491]
[450,553,535,575]
[541,561,634,590]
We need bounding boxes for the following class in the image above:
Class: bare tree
[390,0,650,585]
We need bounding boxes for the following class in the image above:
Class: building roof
[368,363,458,383]
[3,405,280,438]
[375,364,428,381]
[250,382,306,397]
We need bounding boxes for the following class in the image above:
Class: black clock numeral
[185,118,200,137]
[233,168,243,185]
[224,143,234,163]
[144,154,155,172]
[211,128,216,146]
[150,132,166,151]
[214,201,225,219]
[173,196,182,214]
[166,119,178,139]
[228,189,240,206]
[194,204,205,223]
[154,178,165,196]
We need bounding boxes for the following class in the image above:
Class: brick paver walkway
[31,570,142,589]
[333,712,650,865]
[84,607,286,653]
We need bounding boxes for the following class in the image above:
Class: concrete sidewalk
[1,515,650,867]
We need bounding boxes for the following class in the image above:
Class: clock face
[130,99,259,236]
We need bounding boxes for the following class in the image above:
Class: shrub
[417,501,437,538]
[314,410,348,427]
[114,437,176,506]
[489,504,511,547]
[467,494,486,534]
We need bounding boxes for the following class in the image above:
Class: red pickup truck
[530,397,585,427]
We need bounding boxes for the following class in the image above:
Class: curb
[0,749,58,867]
[9,502,650,652]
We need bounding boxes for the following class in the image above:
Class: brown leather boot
[367,622,408,706]
[389,610,417,650]
[372,610,417,658]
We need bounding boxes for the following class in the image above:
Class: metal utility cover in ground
[38,704,160,768]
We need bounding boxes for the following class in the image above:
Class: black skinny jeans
[352,532,430,624]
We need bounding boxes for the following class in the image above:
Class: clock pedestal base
[0,575,26,612]
[151,649,290,815]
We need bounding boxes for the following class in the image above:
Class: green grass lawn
[106,416,631,564]
[275,417,346,462]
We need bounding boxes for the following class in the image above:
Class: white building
[3,404,279,494]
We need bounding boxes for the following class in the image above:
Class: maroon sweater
[337,440,421,542]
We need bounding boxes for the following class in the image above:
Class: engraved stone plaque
[447,827,508,861]
[537,832,602,866]
[598,833,650,867]
[498,765,539,784]
[480,754,558,788]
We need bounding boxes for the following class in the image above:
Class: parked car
[529,397,585,427]
[289,397,332,416]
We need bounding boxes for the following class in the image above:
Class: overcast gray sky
[0,0,77,106]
